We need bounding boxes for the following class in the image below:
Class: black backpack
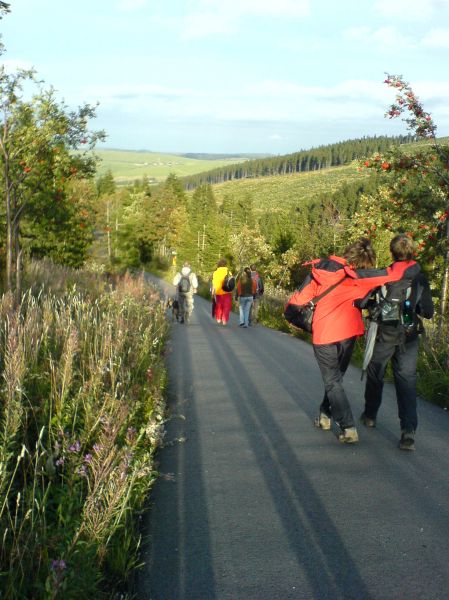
[222,272,235,292]
[371,279,422,335]
[178,275,191,294]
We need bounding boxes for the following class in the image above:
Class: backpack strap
[309,275,347,306]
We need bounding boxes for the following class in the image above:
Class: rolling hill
[94,149,267,184]
[209,164,369,214]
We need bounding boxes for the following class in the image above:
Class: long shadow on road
[139,292,449,599]
[204,331,374,600]
[141,332,217,599]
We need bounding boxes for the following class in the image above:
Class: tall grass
[0,261,168,598]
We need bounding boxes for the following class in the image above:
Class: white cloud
[116,0,148,12]
[78,78,449,132]
[344,26,413,48]
[421,28,449,47]
[179,0,309,38]
[181,13,237,39]
[373,0,448,20]
[244,79,390,103]
[199,0,310,18]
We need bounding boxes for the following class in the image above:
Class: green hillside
[210,163,369,214]
[94,149,255,184]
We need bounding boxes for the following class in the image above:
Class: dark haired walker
[236,267,257,328]
[249,264,264,325]
[361,235,434,451]
[286,237,421,444]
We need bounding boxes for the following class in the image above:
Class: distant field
[94,149,254,184]
[210,164,369,213]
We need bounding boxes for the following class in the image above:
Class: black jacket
[377,271,434,344]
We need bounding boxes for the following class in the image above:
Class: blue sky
[2,0,449,153]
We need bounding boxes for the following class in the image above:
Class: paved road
[138,281,449,600]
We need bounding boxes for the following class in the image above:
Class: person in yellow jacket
[211,258,233,326]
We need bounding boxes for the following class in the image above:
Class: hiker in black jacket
[361,235,434,451]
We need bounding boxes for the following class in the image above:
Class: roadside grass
[0,260,168,599]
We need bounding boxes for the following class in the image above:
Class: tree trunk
[438,217,449,335]
[106,200,111,262]
[5,186,13,292]
[15,227,22,305]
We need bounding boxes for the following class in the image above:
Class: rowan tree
[0,66,104,297]
[361,74,449,322]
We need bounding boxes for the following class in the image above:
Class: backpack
[222,271,235,292]
[253,272,264,296]
[178,275,191,294]
[284,275,346,333]
[372,279,421,335]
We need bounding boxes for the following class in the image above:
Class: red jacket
[237,277,257,297]
[286,255,420,345]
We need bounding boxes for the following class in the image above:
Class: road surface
[138,280,449,600]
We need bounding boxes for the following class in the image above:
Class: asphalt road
[138,281,449,600]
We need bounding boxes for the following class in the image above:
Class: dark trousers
[313,337,357,430]
[364,336,419,433]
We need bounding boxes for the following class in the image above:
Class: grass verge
[0,260,169,599]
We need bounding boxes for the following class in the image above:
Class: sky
[2,0,449,154]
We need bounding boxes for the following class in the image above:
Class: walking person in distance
[172,262,198,324]
[236,267,257,328]
[211,258,233,326]
[249,263,264,325]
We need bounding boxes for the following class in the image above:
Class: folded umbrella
[361,319,378,380]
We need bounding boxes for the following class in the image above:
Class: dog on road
[166,297,180,322]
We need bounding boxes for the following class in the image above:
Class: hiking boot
[399,431,415,451]
[338,427,359,444]
[314,413,331,430]
[360,412,376,428]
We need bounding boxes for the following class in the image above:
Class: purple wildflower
[51,559,66,572]
[126,426,137,443]
[55,457,65,467]
[93,443,103,454]
[83,454,93,464]
[68,440,81,453]
[76,465,88,477]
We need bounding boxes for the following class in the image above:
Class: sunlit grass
[0,261,168,599]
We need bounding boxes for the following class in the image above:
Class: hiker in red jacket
[286,237,420,444]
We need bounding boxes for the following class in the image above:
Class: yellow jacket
[212,266,232,295]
